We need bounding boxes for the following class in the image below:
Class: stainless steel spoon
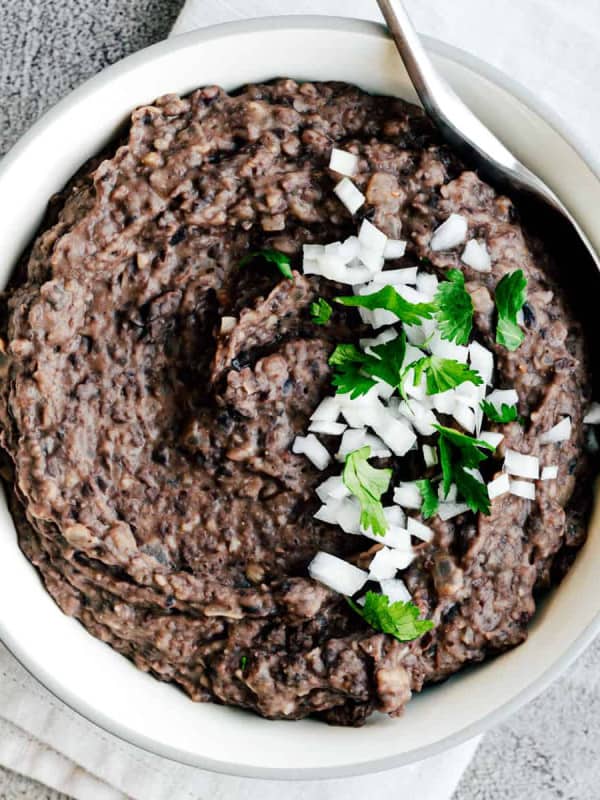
[376,0,600,275]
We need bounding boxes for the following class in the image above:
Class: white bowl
[0,16,598,780]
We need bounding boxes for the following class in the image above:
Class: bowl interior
[0,17,598,779]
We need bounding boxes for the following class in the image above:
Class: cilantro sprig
[434,424,495,514]
[329,332,406,399]
[335,285,435,326]
[495,270,527,350]
[481,398,519,424]
[310,298,332,325]
[239,248,293,280]
[433,268,473,345]
[410,355,483,396]
[343,447,392,536]
[348,591,434,642]
[416,479,439,519]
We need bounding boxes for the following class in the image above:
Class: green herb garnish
[495,269,527,351]
[434,424,495,514]
[310,298,333,325]
[348,591,434,642]
[433,268,474,345]
[416,479,439,519]
[480,398,519,424]
[239,655,248,670]
[329,332,406,399]
[335,285,435,326]
[239,248,293,280]
[410,355,483,396]
[343,446,392,536]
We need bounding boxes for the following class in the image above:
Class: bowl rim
[0,14,599,780]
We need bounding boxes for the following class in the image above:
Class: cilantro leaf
[434,425,495,514]
[335,285,436,326]
[239,248,293,280]
[348,591,434,642]
[329,333,406,399]
[411,355,483,396]
[239,655,248,671]
[433,268,474,345]
[495,270,527,351]
[480,398,519,424]
[343,447,392,536]
[310,298,333,325]
[416,479,439,519]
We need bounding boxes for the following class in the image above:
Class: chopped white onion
[429,332,469,363]
[316,476,349,503]
[292,434,331,470]
[383,239,407,260]
[509,479,536,500]
[407,517,433,543]
[370,409,417,456]
[398,399,438,437]
[360,327,398,355]
[337,428,391,460]
[369,547,400,580]
[469,341,494,386]
[541,465,558,480]
[479,431,504,449]
[422,444,439,467]
[432,389,458,415]
[393,482,422,510]
[461,239,492,272]
[371,267,418,286]
[539,417,571,444]
[329,148,359,177]
[453,401,476,433]
[583,402,600,425]
[360,524,412,549]
[487,472,510,500]
[438,502,470,521]
[314,499,344,525]
[504,449,539,480]
[485,389,519,411]
[339,235,360,263]
[358,219,387,255]
[303,243,325,260]
[416,271,439,299]
[456,380,486,410]
[308,551,368,596]
[310,396,341,423]
[308,420,347,436]
[334,178,365,215]
[336,497,363,533]
[430,213,468,251]
[389,548,415,570]
[384,505,406,528]
[379,578,411,603]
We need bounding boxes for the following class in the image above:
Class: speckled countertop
[1,1,599,798]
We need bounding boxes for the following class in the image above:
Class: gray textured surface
[0,1,599,798]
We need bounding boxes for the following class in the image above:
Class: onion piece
[292,434,331,470]
[329,148,359,177]
[384,505,406,528]
[383,239,407,259]
[337,429,391,461]
[509,479,536,500]
[407,517,433,543]
[308,551,368,596]
[416,271,439,299]
[310,396,341,423]
[432,389,458,415]
[358,219,387,255]
[479,431,504,449]
[334,178,365,215]
[469,341,494,386]
[368,547,399,581]
[335,497,363,533]
[504,449,539,480]
[371,267,418,286]
[422,444,439,467]
[339,235,360,263]
[487,472,510,499]
[429,332,469,363]
[461,239,492,272]
[303,243,325,260]
[453,401,476,433]
[398,399,438,437]
[485,389,519,410]
[539,417,571,444]
[541,465,558,480]
[316,476,349,503]
[438,502,470,521]
[359,524,412,549]
[370,409,417,456]
[308,421,347,436]
[430,213,468,251]
[393,482,422,510]
[438,482,457,502]
[314,499,344,525]
[583,402,600,425]
[389,548,415,570]
[360,327,398,355]
[379,578,412,603]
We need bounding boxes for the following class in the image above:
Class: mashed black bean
[0,80,591,725]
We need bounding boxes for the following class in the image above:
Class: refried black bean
[0,79,592,726]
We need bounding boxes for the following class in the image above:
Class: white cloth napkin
[2,0,598,797]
